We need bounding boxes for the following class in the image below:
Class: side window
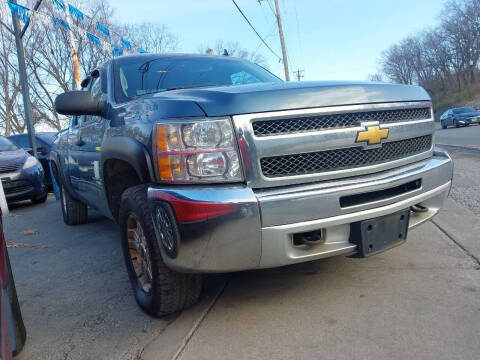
[90,76,103,102]
[83,76,105,125]
[71,115,86,128]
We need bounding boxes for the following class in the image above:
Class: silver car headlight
[153,118,243,183]
[23,156,39,170]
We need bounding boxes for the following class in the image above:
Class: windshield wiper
[132,84,217,99]
[165,84,216,91]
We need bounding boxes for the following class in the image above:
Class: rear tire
[119,184,202,317]
[60,183,88,225]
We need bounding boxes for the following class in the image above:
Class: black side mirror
[55,91,104,116]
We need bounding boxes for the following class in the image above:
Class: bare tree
[121,23,180,54]
[1,0,183,134]
[375,0,480,100]
[0,3,28,135]
[367,73,385,82]
[199,40,268,68]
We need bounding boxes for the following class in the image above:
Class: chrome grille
[260,135,432,178]
[252,107,431,137]
[0,161,20,174]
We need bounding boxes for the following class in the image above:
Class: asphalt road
[3,124,479,360]
[435,121,480,149]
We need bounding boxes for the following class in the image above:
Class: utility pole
[10,0,37,157]
[273,0,290,81]
[293,69,304,81]
[65,12,81,89]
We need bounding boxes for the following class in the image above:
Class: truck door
[73,75,111,215]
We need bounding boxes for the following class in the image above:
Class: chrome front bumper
[147,149,453,273]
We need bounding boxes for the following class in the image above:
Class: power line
[230,0,282,61]
[293,0,304,68]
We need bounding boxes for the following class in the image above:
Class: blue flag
[121,38,132,51]
[96,23,110,38]
[112,46,123,57]
[51,0,65,11]
[68,4,84,21]
[7,2,30,25]
[52,17,70,30]
[86,32,101,46]
[139,49,148,54]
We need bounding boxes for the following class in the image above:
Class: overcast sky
[112,0,445,82]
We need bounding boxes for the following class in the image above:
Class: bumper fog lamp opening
[293,229,325,246]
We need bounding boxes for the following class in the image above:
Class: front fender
[100,136,155,183]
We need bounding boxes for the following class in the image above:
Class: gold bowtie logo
[356,125,389,145]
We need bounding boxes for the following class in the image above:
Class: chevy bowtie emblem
[356,125,389,145]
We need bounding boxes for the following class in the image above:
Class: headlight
[154,118,243,183]
[23,156,39,169]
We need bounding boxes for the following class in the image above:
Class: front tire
[441,121,447,129]
[60,184,88,225]
[119,184,202,317]
[31,191,47,204]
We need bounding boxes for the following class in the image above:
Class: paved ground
[435,122,480,149]
[5,201,174,360]
[3,124,479,360]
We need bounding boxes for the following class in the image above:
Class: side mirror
[37,146,46,154]
[55,91,104,116]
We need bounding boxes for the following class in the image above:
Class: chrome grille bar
[233,101,435,188]
[260,135,432,177]
[253,107,431,137]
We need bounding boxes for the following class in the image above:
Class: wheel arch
[49,150,77,199]
[101,137,155,221]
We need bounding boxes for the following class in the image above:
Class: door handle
[75,138,85,146]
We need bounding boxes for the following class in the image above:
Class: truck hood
[153,81,431,117]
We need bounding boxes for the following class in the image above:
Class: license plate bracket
[350,210,410,257]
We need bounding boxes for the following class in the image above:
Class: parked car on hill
[51,54,452,316]
[0,210,26,358]
[0,136,47,204]
[9,132,57,190]
[440,106,480,128]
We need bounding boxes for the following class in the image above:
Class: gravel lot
[436,123,480,214]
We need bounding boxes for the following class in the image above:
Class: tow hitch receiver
[350,210,410,257]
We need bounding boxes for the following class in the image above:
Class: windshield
[114,56,282,102]
[0,136,19,151]
[453,107,476,114]
[37,132,57,145]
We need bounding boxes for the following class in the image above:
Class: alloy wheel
[126,213,153,294]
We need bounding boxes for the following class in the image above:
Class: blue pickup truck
[51,54,453,316]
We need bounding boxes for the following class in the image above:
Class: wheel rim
[126,213,153,294]
[61,186,67,214]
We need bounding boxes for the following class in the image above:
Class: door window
[84,76,105,125]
